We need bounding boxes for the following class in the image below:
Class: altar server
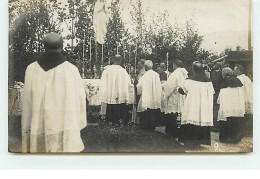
[178,61,214,147]
[137,60,162,130]
[218,67,245,143]
[22,33,87,153]
[234,64,253,115]
[99,55,131,126]
[161,60,188,137]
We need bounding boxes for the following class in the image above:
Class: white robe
[22,61,87,153]
[237,74,253,114]
[161,68,188,114]
[137,70,162,112]
[93,0,109,44]
[217,87,245,121]
[181,80,214,126]
[99,65,131,104]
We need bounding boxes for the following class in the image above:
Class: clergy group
[21,33,253,153]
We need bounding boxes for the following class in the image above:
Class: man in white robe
[22,33,87,153]
[99,55,131,126]
[137,60,162,130]
[218,67,245,143]
[178,61,214,147]
[93,0,109,44]
[234,64,253,137]
[234,64,253,114]
[161,60,188,137]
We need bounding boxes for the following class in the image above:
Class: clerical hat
[43,33,63,52]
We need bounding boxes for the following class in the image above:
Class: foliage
[9,0,62,84]
[9,0,214,83]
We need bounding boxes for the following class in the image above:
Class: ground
[8,115,253,153]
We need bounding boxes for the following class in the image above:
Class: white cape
[237,74,253,114]
[99,65,131,104]
[137,70,162,112]
[181,80,214,126]
[22,61,87,153]
[217,87,245,121]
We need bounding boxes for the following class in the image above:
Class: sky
[57,0,250,54]
[119,0,250,54]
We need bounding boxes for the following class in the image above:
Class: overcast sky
[119,0,250,54]
[58,0,250,54]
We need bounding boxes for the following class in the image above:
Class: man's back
[99,65,131,104]
[22,61,86,152]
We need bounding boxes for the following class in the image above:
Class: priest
[99,54,131,126]
[234,64,253,115]
[137,60,162,130]
[161,60,188,137]
[218,67,245,143]
[22,33,87,153]
[178,61,214,147]
[234,64,253,136]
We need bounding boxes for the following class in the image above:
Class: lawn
[8,115,185,153]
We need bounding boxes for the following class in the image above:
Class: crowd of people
[21,33,253,153]
[99,54,253,148]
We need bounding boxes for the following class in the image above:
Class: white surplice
[161,68,188,114]
[99,65,131,104]
[237,74,253,114]
[93,0,109,44]
[22,61,87,153]
[137,70,162,112]
[217,87,245,121]
[181,80,214,126]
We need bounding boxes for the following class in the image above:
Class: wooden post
[90,37,92,70]
[134,44,138,76]
[166,52,169,80]
[82,31,85,78]
[102,44,104,65]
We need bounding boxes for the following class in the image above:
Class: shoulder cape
[221,76,243,89]
[187,72,211,82]
[37,52,66,71]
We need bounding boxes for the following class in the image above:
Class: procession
[8,0,253,153]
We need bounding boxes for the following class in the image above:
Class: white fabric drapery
[237,74,253,114]
[181,80,214,126]
[99,65,131,104]
[137,70,162,112]
[22,61,87,153]
[161,68,188,114]
[217,87,245,121]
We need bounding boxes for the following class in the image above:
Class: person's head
[173,59,184,71]
[137,59,145,71]
[234,64,244,76]
[113,54,122,65]
[214,62,221,70]
[192,61,203,73]
[159,63,166,71]
[43,33,63,53]
[222,67,234,79]
[144,60,153,71]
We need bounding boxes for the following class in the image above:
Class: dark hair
[235,64,244,73]
[174,59,184,68]
[114,54,122,63]
[192,61,203,72]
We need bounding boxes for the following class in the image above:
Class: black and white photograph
[8,0,253,153]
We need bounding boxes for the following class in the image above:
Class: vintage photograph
[8,0,253,153]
